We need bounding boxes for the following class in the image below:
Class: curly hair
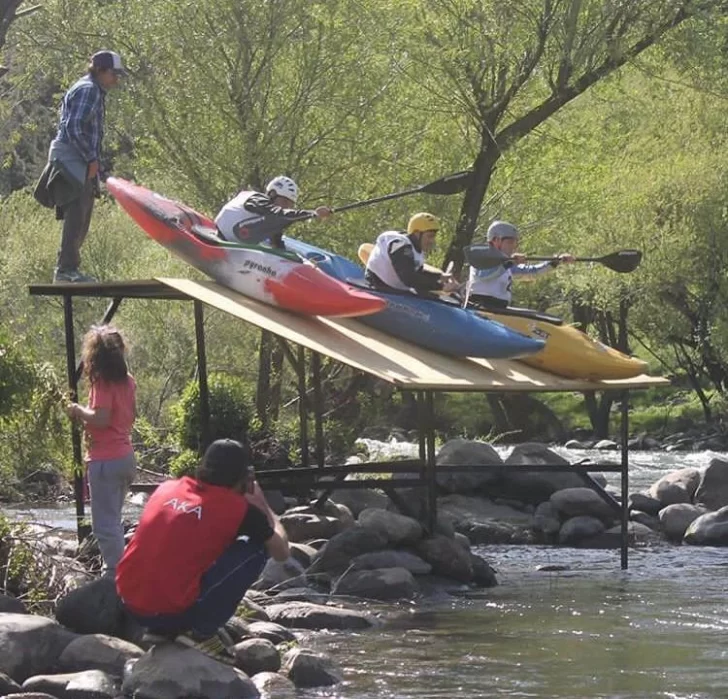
[81,324,129,384]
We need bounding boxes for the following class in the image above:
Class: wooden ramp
[158,277,669,392]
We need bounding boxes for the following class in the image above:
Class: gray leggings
[88,452,137,574]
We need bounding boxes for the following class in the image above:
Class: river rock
[501,443,586,504]
[558,516,606,545]
[658,503,708,542]
[252,670,296,697]
[23,669,118,698]
[648,468,701,507]
[684,506,728,546]
[122,643,258,698]
[279,511,345,543]
[0,613,77,682]
[55,577,126,638]
[694,458,728,511]
[593,439,618,450]
[0,594,26,615]
[435,438,502,493]
[351,550,432,575]
[233,638,281,676]
[358,508,423,545]
[415,535,473,583]
[57,633,143,675]
[307,525,387,575]
[252,557,307,592]
[470,553,498,587]
[264,602,374,630]
[281,648,341,688]
[550,487,617,523]
[629,511,661,531]
[533,501,561,537]
[628,493,663,516]
[329,488,389,517]
[246,621,297,645]
[334,567,418,600]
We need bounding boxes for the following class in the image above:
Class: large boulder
[122,644,258,699]
[501,443,587,504]
[23,670,118,698]
[251,671,296,697]
[684,506,728,546]
[435,439,502,494]
[415,535,473,583]
[351,550,431,575]
[279,511,344,543]
[281,648,341,688]
[57,633,143,676]
[334,567,419,600]
[307,526,387,576]
[558,516,606,545]
[55,577,126,638]
[358,509,423,546]
[658,504,708,542]
[233,638,281,676]
[694,458,728,510]
[264,602,374,630]
[648,468,701,507]
[0,614,77,683]
[329,489,389,517]
[0,595,26,615]
[550,488,618,524]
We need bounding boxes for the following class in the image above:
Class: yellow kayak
[476,309,647,380]
[357,242,647,380]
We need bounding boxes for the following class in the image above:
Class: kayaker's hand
[441,275,460,293]
[87,160,99,180]
[315,206,332,220]
[558,253,575,263]
[66,402,80,421]
[511,253,527,265]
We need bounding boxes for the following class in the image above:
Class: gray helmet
[487,220,519,241]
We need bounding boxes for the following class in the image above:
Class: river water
[7,443,728,698]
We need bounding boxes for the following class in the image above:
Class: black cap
[196,438,252,488]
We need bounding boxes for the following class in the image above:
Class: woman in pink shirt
[67,324,137,575]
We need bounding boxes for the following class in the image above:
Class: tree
[404,0,728,271]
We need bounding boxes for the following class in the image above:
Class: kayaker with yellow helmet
[365,212,459,294]
[467,220,574,308]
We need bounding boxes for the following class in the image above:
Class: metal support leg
[312,352,325,469]
[425,391,437,533]
[63,295,86,543]
[620,390,630,569]
[193,301,211,451]
[297,346,309,468]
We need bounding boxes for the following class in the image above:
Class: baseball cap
[487,220,519,241]
[196,438,253,488]
[91,50,128,77]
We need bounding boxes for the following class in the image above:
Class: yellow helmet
[407,212,440,235]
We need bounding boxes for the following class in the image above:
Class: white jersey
[366,231,424,291]
[468,259,553,304]
[215,191,263,242]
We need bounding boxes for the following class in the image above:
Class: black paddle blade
[463,244,509,269]
[420,170,473,195]
[598,249,642,273]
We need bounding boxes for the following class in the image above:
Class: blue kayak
[283,237,545,359]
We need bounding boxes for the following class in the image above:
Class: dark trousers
[56,177,95,272]
[127,538,267,637]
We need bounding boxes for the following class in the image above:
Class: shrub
[171,372,254,454]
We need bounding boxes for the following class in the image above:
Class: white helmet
[265,176,299,204]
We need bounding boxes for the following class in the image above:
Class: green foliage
[168,449,199,479]
[0,326,36,418]
[172,372,254,454]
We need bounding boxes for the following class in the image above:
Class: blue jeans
[128,538,267,637]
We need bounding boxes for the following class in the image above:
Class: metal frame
[30,280,632,567]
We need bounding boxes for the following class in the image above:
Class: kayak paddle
[464,246,643,274]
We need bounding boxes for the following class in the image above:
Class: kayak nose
[265,263,386,317]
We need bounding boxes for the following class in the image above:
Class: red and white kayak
[106,178,386,318]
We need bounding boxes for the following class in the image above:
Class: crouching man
[116,438,289,664]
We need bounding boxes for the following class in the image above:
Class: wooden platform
[157,277,670,392]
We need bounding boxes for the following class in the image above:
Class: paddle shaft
[306,169,473,218]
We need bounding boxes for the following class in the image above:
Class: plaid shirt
[55,74,106,163]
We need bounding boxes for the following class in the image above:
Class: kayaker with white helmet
[365,212,459,294]
[215,175,332,249]
[467,220,574,308]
